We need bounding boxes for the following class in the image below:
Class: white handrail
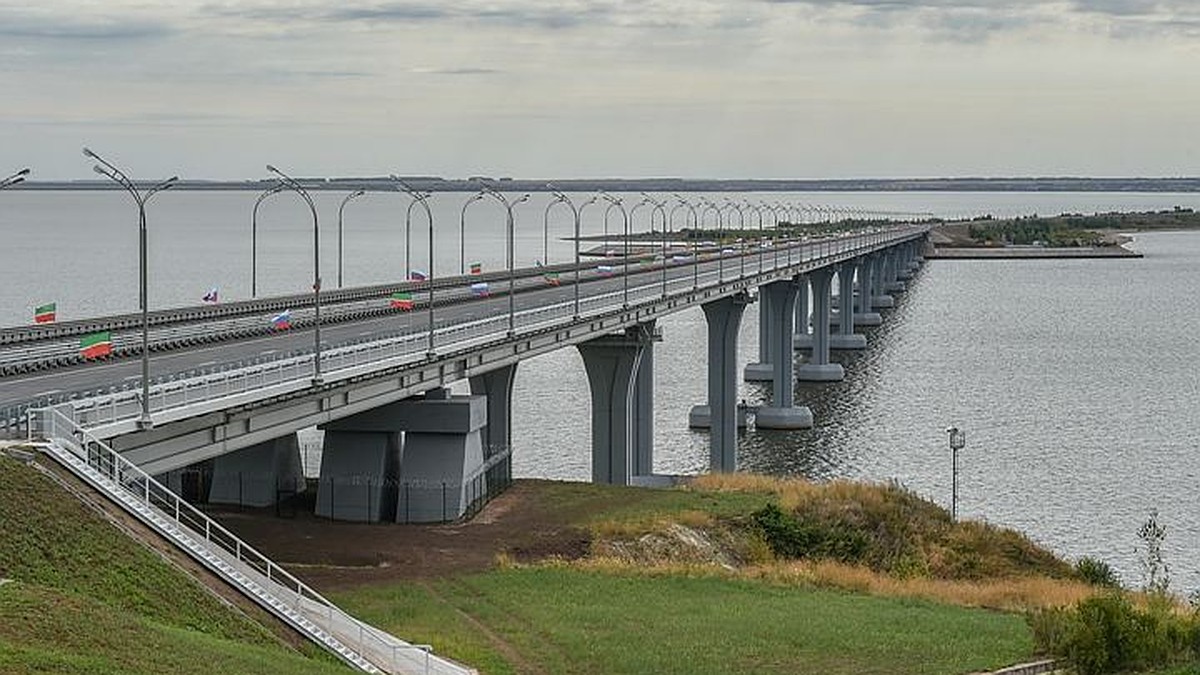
[28,405,476,675]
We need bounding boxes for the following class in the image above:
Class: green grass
[0,456,348,674]
[335,567,1036,675]
[516,478,775,526]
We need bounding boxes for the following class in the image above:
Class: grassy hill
[0,454,347,674]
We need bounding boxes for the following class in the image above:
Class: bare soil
[204,480,593,590]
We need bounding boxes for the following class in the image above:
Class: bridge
[6,222,927,518]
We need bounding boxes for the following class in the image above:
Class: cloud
[0,11,171,40]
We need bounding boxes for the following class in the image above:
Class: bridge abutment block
[208,435,304,508]
[393,391,488,523]
[314,430,400,523]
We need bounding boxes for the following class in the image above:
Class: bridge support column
[469,363,517,458]
[793,276,812,350]
[208,435,304,508]
[870,255,895,308]
[688,293,752,472]
[797,268,844,382]
[853,257,883,326]
[393,390,488,522]
[744,288,774,381]
[578,322,656,485]
[756,280,813,429]
[883,249,907,293]
[830,262,867,350]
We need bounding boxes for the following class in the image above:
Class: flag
[80,331,112,359]
[469,262,483,275]
[640,256,655,265]
[202,287,219,304]
[34,302,56,324]
[390,291,414,310]
[270,309,292,330]
[543,272,560,286]
[596,265,615,277]
[470,282,490,297]
[408,269,427,282]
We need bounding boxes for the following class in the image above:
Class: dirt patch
[205,480,595,590]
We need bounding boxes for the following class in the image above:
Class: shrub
[1030,592,1200,675]
[1075,557,1120,588]
[750,503,869,564]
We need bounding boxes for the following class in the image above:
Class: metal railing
[27,405,476,675]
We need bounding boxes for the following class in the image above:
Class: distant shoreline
[925,247,1142,259]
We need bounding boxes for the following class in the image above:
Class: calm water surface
[3,190,1199,591]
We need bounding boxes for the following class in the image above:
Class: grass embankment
[0,455,346,675]
[329,475,1103,674]
[938,208,1200,248]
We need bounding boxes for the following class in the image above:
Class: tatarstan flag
[469,262,482,275]
[390,291,414,310]
[543,272,560,286]
[80,331,112,359]
[34,303,56,324]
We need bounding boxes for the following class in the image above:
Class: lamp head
[266,164,279,174]
[92,165,107,176]
[17,168,30,177]
[82,147,96,159]
[353,189,365,197]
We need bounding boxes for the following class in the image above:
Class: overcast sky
[3,1,1198,180]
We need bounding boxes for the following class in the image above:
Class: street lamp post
[639,193,668,297]
[744,201,765,273]
[251,184,286,298]
[672,196,700,289]
[547,187,583,317]
[600,194,629,308]
[480,188,528,336]
[723,200,746,278]
[459,192,485,275]
[265,164,323,386]
[576,194,602,316]
[946,426,966,521]
[83,148,177,428]
[700,199,723,281]
[391,177,437,356]
[336,189,366,289]
[1,168,30,189]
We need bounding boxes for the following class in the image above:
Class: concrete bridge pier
[578,322,656,485]
[469,363,517,458]
[830,262,868,350]
[314,426,401,523]
[852,257,883,326]
[744,289,774,382]
[208,434,304,508]
[793,276,812,350]
[689,293,752,472]
[870,254,895,309]
[755,279,813,429]
[883,249,907,293]
[796,268,844,382]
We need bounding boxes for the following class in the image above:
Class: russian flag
[470,282,490,298]
[270,309,292,330]
[409,269,428,282]
[202,287,219,304]
[596,265,615,277]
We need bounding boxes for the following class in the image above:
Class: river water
[3,189,1199,592]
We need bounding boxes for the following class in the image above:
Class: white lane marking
[32,390,61,397]
[196,361,217,367]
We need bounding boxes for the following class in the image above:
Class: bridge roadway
[0,231,893,409]
[13,226,928,504]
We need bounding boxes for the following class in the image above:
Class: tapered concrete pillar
[853,257,883,326]
[831,262,868,349]
[578,323,654,485]
[744,288,774,381]
[883,250,907,292]
[469,363,517,458]
[756,280,813,429]
[797,268,844,382]
[632,330,655,477]
[870,254,895,308]
[208,435,304,508]
[793,276,812,350]
[689,293,752,473]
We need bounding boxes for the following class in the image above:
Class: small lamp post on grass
[946,426,966,521]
